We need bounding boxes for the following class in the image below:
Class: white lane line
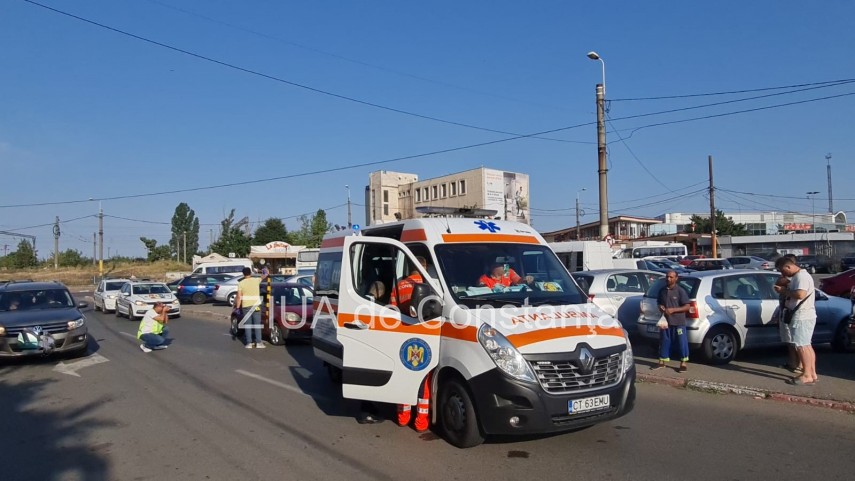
[119,332,136,339]
[235,369,329,401]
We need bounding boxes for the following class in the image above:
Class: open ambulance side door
[338,236,443,404]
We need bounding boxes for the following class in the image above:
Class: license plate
[568,394,610,414]
[646,324,659,333]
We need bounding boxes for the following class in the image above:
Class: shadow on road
[284,342,367,420]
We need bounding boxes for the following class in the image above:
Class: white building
[365,168,530,226]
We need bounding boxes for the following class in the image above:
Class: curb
[637,373,855,414]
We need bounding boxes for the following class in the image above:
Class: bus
[613,242,688,259]
[296,248,320,275]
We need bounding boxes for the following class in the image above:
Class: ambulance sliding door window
[314,252,342,299]
[350,243,396,307]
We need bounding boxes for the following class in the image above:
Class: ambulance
[311,215,636,448]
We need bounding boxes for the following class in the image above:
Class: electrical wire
[20,0,587,145]
[611,79,855,101]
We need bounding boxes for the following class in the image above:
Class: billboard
[483,169,530,224]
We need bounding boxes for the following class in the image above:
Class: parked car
[818,269,855,297]
[0,280,89,358]
[213,274,289,306]
[571,269,664,330]
[678,255,703,267]
[93,278,131,312]
[115,280,181,320]
[756,252,783,263]
[284,274,314,289]
[796,254,834,274]
[635,258,694,274]
[840,254,855,271]
[166,278,182,293]
[229,283,314,345]
[175,274,237,305]
[637,270,853,364]
[686,258,734,271]
[727,256,773,270]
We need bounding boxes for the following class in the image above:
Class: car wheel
[94,300,101,312]
[809,265,817,274]
[326,364,343,384]
[269,324,286,346]
[115,304,123,318]
[227,292,237,307]
[191,292,207,305]
[831,319,855,353]
[439,376,484,448]
[701,326,738,364]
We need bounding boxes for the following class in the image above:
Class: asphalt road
[2,309,854,481]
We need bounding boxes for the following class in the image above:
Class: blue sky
[1,0,854,259]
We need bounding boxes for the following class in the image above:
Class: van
[312,217,636,448]
[191,259,253,275]
[549,241,617,271]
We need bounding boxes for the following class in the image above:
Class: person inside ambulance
[478,261,535,292]
[390,256,427,316]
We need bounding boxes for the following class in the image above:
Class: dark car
[0,280,89,358]
[840,254,855,271]
[819,269,855,298]
[229,283,314,345]
[636,259,694,274]
[796,254,833,274]
[686,258,733,271]
[176,274,238,304]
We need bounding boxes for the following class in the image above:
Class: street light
[587,51,609,240]
[807,191,819,253]
[576,188,587,240]
[345,185,352,228]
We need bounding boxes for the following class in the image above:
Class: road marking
[235,369,329,401]
[119,332,136,340]
[53,353,109,377]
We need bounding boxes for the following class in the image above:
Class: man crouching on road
[138,301,171,353]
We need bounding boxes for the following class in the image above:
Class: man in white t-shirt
[774,258,817,385]
[137,301,170,353]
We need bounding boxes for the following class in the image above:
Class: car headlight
[477,324,536,383]
[134,300,147,306]
[284,312,301,323]
[68,317,85,330]
[621,335,634,374]
[172,300,180,305]
[0,324,5,336]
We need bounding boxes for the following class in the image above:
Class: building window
[423,187,428,201]
[415,189,421,203]
[384,204,389,216]
[450,182,457,196]
[441,184,447,198]
[432,185,438,199]
[459,180,466,195]
[383,190,389,203]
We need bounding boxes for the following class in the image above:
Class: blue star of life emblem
[474,220,501,233]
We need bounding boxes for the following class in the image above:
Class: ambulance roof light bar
[415,206,499,219]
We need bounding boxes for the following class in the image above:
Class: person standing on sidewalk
[653,270,691,373]
[234,267,268,349]
[774,257,817,385]
[774,254,802,374]
[137,301,170,353]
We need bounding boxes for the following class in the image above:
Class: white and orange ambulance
[312,215,636,448]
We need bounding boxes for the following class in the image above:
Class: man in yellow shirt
[234,267,268,349]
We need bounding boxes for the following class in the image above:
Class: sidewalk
[632,341,855,412]
[161,302,855,412]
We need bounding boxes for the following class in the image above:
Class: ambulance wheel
[439,377,484,448]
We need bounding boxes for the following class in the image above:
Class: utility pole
[183,232,187,264]
[98,203,104,280]
[595,83,609,239]
[826,153,833,213]
[53,216,60,269]
[575,188,586,240]
[3,245,8,257]
[93,233,97,266]
[709,155,717,259]
[346,185,352,228]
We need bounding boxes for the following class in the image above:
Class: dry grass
[0,261,190,288]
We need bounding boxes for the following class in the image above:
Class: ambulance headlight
[478,324,536,383]
[621,331,634,374]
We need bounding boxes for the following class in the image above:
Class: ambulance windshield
[434,243,586,308]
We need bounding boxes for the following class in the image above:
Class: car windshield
[0,289,74,311]
[272,286,310,305]
[132,284,172,295]
[434,243,586,307]
[105,281,126,291]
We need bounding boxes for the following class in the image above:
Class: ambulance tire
[439,377,484,448]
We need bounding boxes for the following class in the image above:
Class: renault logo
[32,326,43,336]
[577,347,595,374]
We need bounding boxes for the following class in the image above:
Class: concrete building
[366,168,530,226]
[541,215,663,242]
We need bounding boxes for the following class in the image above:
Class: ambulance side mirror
[410,284,442,321]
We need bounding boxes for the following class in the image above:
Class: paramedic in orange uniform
[479,262,535,290]
[390,256,427,315]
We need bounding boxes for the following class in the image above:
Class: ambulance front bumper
[468,366,636,436]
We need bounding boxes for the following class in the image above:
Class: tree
[10,239,37,268]
[309,209,331,248]
[57,249,85,267]
[685,210,748,236]
[208,209,252,257]
[140,237,172,262]
[170,203,200,263]
[253,218,290,246]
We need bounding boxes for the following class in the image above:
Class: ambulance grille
[530,353,622,394]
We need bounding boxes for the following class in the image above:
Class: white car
[115,281,181,320]
[571,269,664,330]
[93,278,130,312]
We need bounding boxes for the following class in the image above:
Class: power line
[11,214,96,231]
[20,0,586,146]
[611,79,855,101]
